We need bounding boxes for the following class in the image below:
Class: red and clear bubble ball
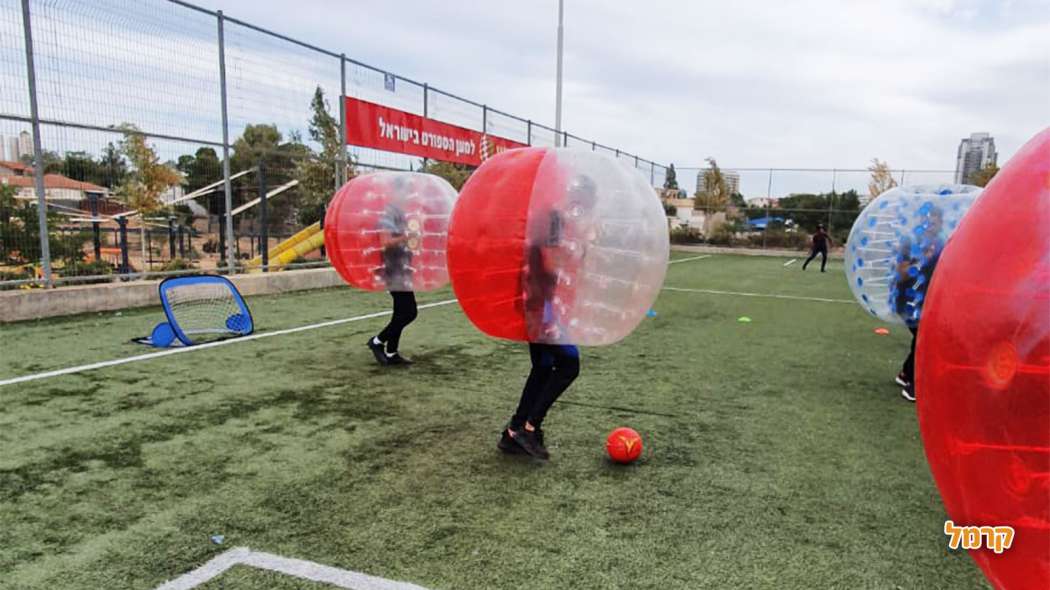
[917,127,1050,590]
[447,147,669,346]
[324,172,457,292]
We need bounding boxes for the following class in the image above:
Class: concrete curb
[0,268,345,323]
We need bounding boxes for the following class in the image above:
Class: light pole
[555,0,564,146]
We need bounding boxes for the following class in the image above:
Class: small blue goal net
[135,275,253,347]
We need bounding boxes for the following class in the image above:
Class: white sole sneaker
[895,376,910,388]
[901,388,916,402]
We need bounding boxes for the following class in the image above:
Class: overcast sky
[204,0,1049,172]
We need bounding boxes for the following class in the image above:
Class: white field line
[783,258,797,267]
[155,547,430,590]
[662,286,854,304]
[3,253,841,388]
[0,300,458,388]
[668,254,711,264]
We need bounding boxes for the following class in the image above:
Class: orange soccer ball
[606,427,643,464]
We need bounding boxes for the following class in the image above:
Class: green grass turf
[0,254,989,589]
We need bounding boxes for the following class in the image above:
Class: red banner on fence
[344,96,527,167]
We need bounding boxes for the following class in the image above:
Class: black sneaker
[497,429,525,454]
[367,338,389,366]
[895,372,911,388]
[901,384,916,402]
[506,427,549,460]
[386,353,412,366]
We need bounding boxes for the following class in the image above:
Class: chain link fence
[0,0,669,291]
[668,167,956,252]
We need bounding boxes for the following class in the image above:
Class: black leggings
[510,344,580,430]
[803,247,828,271]
[377,291,417,353]
[901,326,918,383]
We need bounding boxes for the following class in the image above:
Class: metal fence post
[482,104,488,134]
[650,162,655,186]
[217,10,236,273]
[338,53,347,188]
[591,141,596,152]
[20,0,52,287]
[258,163,268,271]
[526,120,532,146]
[89,191,101,261]
[827,168,836,236]
[762,169,773,250]
[168,216,177,259]
[422,82,428,168]
[117,216,129,275]
[319,204,326,259]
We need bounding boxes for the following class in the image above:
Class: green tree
[970,163,999,187]
[115,123,182,213]
[232,124,309,231]
[295,87,352,226]
[663,163,678,190]
[777,189,862,244]
[0,183,86,266]
[420,159,472,190]
[61,151,101,184]
[177,147,222,193]
[19,150,62,173]
[98,142,128,188]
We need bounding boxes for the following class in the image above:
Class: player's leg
[802,248,817,270]
[819,247,828,272]
[369,291,417,365]
[500,343,554,457]
[527,344,580,431]
[900,326,918,401]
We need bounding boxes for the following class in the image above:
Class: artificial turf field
[0,252,989,589]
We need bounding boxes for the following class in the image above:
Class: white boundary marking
[662,286,853,304]
[2,254,844,388]
[154,547,430,590]
[783,258,797,267]
[668,254,711,264]
[0,300,458,388]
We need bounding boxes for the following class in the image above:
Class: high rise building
[955,132,997,184]
[16,130,32,160]
[696,167,741,196]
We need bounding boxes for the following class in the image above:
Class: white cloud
[2,0,1047,193]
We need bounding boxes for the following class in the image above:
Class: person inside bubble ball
[802,224,832,272]
[893,205,945,401]
[366,196,420,367]
[498,174,600,460]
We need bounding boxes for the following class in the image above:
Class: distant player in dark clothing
[367,202,418,366]
[802,224,832,272]
[893,206,945,401]
[498,176,598,460]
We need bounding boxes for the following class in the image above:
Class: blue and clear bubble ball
[845,184,982,325]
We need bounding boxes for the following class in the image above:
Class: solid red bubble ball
[916,127,1050,590]
[324,172,456,292]
[606,427,643,464]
